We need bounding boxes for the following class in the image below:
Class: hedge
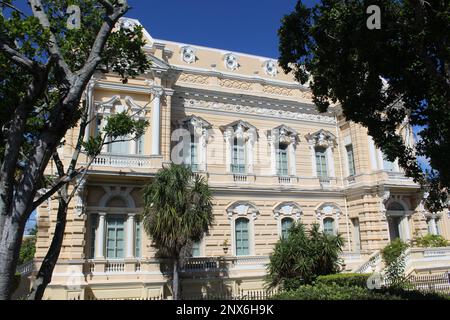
[272,283,450,300]
[315,273,371,288]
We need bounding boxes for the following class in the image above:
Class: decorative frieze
[219,78,253,91]
[262,85,293,96]
[178,73,209,85]
[182,98,336,124]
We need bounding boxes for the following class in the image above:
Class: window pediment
[177,115,212,137]
[273,202,302,220]
[268,125,299,145]
[220,120,257,141]
[226,201,260,221]
[306,129,336,148]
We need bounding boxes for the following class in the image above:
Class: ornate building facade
[34,19,450,300]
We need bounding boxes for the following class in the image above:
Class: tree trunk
[28,195,68,300]
[172,258,180,300]
[0,216,25,300]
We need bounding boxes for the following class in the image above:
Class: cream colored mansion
[33,19,450,300]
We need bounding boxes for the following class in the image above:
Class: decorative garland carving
[182,99,336,124]
[219,78,253,91]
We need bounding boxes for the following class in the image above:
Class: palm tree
[143,164,213,300]
[266,223,343,290]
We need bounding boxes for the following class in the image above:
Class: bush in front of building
[265,223,343,290]
[381,238,409,288]
[413,234,449,248]
[315,273,371,288]
[271,282,450,300]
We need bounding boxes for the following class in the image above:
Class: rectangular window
[109,135,130,154]
[346,144,356,176]
[382,153,396,172]
[135,221,141,258]
[276,146,289,176]
[323,218,335,236]
[231,139,246,174]
[351,218,361,251]
[89,215,97,259]
[106,216,125,259]
[315,148,328,178]
[190,142,199,172]
[192,241,201,257]
[137,135,144,155]
[235,218,249,256]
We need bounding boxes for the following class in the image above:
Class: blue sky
[125,0,311,58]
[16,1,318,58]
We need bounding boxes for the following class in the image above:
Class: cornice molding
[179,97,337,125]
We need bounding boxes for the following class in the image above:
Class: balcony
[88,153,164,174]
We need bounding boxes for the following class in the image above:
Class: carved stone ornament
[224,53,239,70]
[181,46,196,64]
[263,60,278,77]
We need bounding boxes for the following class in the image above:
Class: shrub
[272,283,401,300]
[12,273,21,294]
[414,234,449,248]
[18,236,36,266]
[315,273,371,288]
[272,283,450,300]
[381,239,409,288]
[265,223,343,290]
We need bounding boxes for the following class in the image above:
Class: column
[429,217,438,235]
[95,212,106,259]
[326,147,335,177]
[288,141,296,176]
[151,87,163,156]
[247,130,255,174]
[126,213,135,259]
[268,135,276,175]
[224,131,232,173]
[199,131,207,172]
[309,145,316,177]
[368,136,378,170]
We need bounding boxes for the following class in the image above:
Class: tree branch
[0,41,41,74]
[28,0,73,82]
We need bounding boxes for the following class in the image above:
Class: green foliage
[265,223,343,290]
[381,239,409,288]
[278,0,450,211]
[315,273,371,288]
[18,236,36,266]
[414,234,449,248]
[142,164,214,258]
[12,273,21,294]
[272,283,400,300]
[272,283,450,300]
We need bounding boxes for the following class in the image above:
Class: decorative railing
[233,174,247,182]
[354,250,382,273]
[105,261,125,273]
[92,153,153,168]
[278,176,291,184]
[16,260,35,276]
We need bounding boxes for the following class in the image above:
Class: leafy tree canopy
[278,0,450,212]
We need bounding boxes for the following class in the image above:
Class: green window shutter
[346,144,356,176]
[281,218,293,239]
[192,241,201,257]
[135,222,141,258]
[89,215,97,259]
[315,148,328,178]
[106,216,125,259]
[323,218,335,235]
[276,147,288,176]
[235,218,249,256]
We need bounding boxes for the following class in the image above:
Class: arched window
[323,217,335,236]
[281,217,294,239]
[235,218,250,256]
[315,147,328,178]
